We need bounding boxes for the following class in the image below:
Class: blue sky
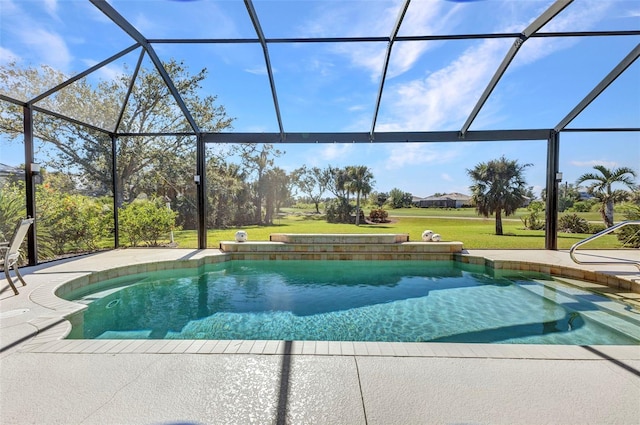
[1,0,639,198]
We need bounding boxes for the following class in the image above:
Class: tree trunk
[495,209,503,235]
[604,201,614,228]
[264,190,274,225]
[355,193,361,225]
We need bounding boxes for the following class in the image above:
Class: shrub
[325,199,353,223]
[558,213,589,233]
[0,183,26,241]
[617,205,640,248]
[587,223,606,234]
[569,201,592,213]
[119,198,179,247]
[521,200,545,230]
[39,192,111,254]
[368,208,389,223]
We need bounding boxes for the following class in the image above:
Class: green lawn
[379,207,605,222]
[287,205,605,222]
[172,213,619,250]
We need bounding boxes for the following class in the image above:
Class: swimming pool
[63,260,640,345]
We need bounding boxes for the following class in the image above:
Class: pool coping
[9,248,638,358]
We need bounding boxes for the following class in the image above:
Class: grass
[371,207,605,222]
[172,213,620,250]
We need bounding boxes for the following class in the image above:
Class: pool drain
[106,299,121,309]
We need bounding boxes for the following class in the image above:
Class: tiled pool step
[220,233,463,260]
[270,233,410,244]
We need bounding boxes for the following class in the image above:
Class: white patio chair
[1,218,34,295]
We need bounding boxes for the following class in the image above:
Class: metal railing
[569,220,640,270]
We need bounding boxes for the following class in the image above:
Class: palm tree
[576,165,637,228]
[346,165,375,225]
[467,156,531,235]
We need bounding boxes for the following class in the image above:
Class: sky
[1,0,639,198]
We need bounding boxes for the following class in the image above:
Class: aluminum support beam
[23,105,37,266]
[555,43,640,132]
[370,0,411,137]
[90,0,201,135]
[146,30,640,45]
[31,105,110,134]
[460,0,573,135]
[244,0,285,139]
[111,135,120,248]
[545,131,560,250]
[196,134,207,249]
[30,44,140,104]
[114,49,146,134]
[203,129,550,144]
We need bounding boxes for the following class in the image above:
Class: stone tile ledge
[16,247,639,356]
[457,254,640,296]
[269,233,410,244]
[18,338,640,360]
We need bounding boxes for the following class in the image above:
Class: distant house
[0,163,25,186]
[578,191,594,200]
[414,192,472,208]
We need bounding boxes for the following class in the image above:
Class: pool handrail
[569,220,640,270]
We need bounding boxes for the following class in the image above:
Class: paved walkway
[1,249,639,424]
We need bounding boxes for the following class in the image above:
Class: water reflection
[64,260,635,345]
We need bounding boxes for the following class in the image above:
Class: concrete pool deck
[1,248,639,424]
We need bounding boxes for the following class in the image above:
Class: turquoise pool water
[64,260,640,345]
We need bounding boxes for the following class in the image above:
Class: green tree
[263,167,291,224]
[327,166,350,201]
[388,188,414,208]
[294,165,330,214]
[628,188,640,205]
[370,191,389,208]
[576,165,637,228]
[207,160,248,229]
[239,143,283,224]
[558,183,580,212]
[326,166,351,223]
[388,188,406,209]
[346,165,375,226]
[467,156,531,235]
[0,60,233,207]
[542,183,581,212]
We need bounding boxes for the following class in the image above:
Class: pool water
[64,260,640,345]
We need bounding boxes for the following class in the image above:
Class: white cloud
[1,0,71,71]
[387,2,463,78]
[384,143,460,169]
[570,160,618,168]
[132,13,157,37]
[244,66,268,75]
[377,37,510,131]
[516,0,613,66]
[348,104,366,112]
[441,173,453,182]
[81,59,125,83]
[0,47,20,65]
[43,0,58,18]
[320,143,356,161]
[298,0,459,82]
[370,0,621,132]
[22,28,72,71]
